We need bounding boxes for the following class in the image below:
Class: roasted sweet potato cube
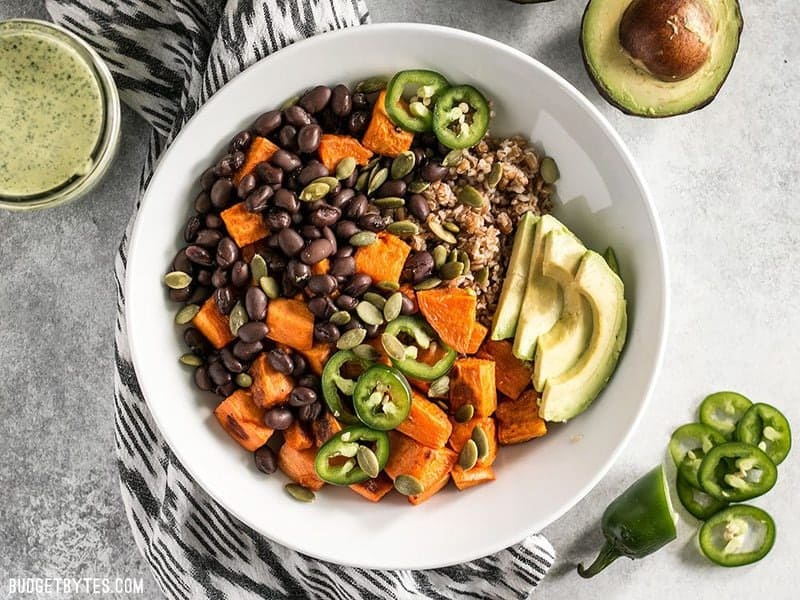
[477,339,533,400]
[466,322,488,355]
[361,91,414,157]
[396,390,452,448]
[317,134,373,172]
[310,258,330,275]
[283,421,314,450]
[192,296,235,349]
[220,202,269,248]
[448,416,498,467]
[449,358,497,417]
[384,432,457,504]
[300,342,333,376]
[233,136,279,185]
[349,473,394,503]
[311,411,342,448]
[495,389,547,445]
[408,470,451,505]
[266,298,314,351]
[214,390,273,452]
[278,443,324,491]
[353,232,411,285]
[249,353,294,409]
[417,288,478,354]
[451,465,495,490]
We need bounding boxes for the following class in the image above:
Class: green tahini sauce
[0,30,104,197]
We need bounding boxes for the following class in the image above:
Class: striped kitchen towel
[43,0,556,597]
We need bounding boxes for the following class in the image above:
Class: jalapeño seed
[354,76,388,93]
[540,156,560,184]
[458,185,485,209]
[390,151,416,180]
[374,196,405,209]
[229,302,248,336]
[367,167,388,196]
[179,353,203,367]
[427,220,457,244]
[458,440,479,470]
[363,291,386,310]
[354,170,370,192]
[472,425,490,460]
[356,446,380,479]
[487,162,503,188]
[329,310,351,326]
[235,373,253,388]
[432,245,447,269]
[164,271,192,289]
[335,156,357,180]
[285,483,315,502]
[375,280,400,292]
[442,149,463,168]
[383,292,403,322]
[259,276,280,299]
[386,220,420,237]
[454,404,474,423]
[408,180,430,194]
[476,266,490,286]
[381,333,406,362]
[414,277,441,291]
[440,261,464,280]
[337,327,366,350]
[356,301,384,326]
[250,254,268,284]
[394,474,424,496]
[299,182,331,202]
[353,344,381,362]
[428,375,450,399]
[349,231,377,247]
[175,304,200,325]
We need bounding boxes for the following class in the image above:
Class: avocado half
[580,0,743,117]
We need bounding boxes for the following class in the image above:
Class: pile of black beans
[168,81,454,467]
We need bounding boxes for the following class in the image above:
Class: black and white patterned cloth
[43,1,556,597]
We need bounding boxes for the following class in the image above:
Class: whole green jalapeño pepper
[735,403,791,465]
[383,316,456,381]
[321,350,371,424]
[699,505,776,567]
[385,69,450,133]
[578,466,677,578]
[432,84,490,149]
[353,365,412,430]
[698,442,777,502]
[314,426,390,486]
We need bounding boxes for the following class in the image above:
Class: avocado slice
[539,251,627,422]
[512,215,565,360]
[490,212,539,340]
[581,0,743,117]
[533,230,593,392]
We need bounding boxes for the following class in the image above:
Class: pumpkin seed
[349,231,377,247]
[540,156,560,184]
[375,280,399,292]
[454,404,474,423]
[394,474,424,496]
[432,245,447,269]
[457,250,471,273]
[228,302,248,336]
[367,167,388,196]
[354,76,388,93]
[427,220,457,244]
[279,95,299,109]
[443,221,460,234]
[386,220,419,237]
[164,271,192,290]
[175,304,200,325]
[314,176,340,191]
[250,254,268,284]
[381,332,406,362]
[472,425,490,460]
[458,185,485,209]
[448,249,459,263]
[354,170,370,192]
[329,310,351,326]
[365,156,380,171]
[356,301,384,326]
[299,181,331,202]
[383,292,403,322]
[356,446,380,479]
[442,149,463,168]
[335,156,357,180]
[336,327,366,350]
[428,375,450,399]
[414,277,441,291]
[435,400,449,412]
[487,162,503,188]
[390,151,416,180]
[353,344,381,362]
[235,373,252,388]
[285,483,315,503]
[363,291,386,310]
[475,266,490,286]
[439,261,464,280]
[259,276,280,299]
[374,196,405,209]
[179,353,203,367]
[408,180,430,194]
[458,439,479,470]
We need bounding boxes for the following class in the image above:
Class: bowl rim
[125,22,669,569]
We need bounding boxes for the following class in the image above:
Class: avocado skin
[579,0,744,118]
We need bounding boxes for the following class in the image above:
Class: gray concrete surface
[1,0,798,598]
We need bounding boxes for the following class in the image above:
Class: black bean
[315,108,339,134]
[238,321,269,343]
[340,319,364,333]
[307,274,337,296]
[344,194,367,219]
[187,285,212,305]
[256,161,284,186]
[263,407,294,431]
[213,154,235,177]
[297,161,329,187]
[271,149,302,172]
[335,246,354,259]
[330,256,355,278]
[347,111,369,136]
[216,237,239,269]
[281,272,299,297]
[254,445,278,474]
[365,90,381,105]
[277,124,298,150]
[352,92,369,110]
[209,362,231,386]
[231,261,250,287]
[412,147,426,166]
[278,228,304,256]
[330,84,352,117]
[314,322,341,343]
[267,348,295,375]
[216,382,237,398]
[194,366,213,391]
[273,188,299,213]
[266,208,292,230]
[421,162,448,182]
[408,193,430,221]
[200,167,217,191]
[195,229,223,248]
[286,259,311,285]
[205,214,223,230]
[375,179,407,198]
[300,238,334,265]
[237,173,258,199]
[298,373,319,389]
[301,225,322,240]
[245,185,273,213]
[230,130,252,151]
[196,269,212,286]
[265,251,287,272]
[183,327,208,354]
[194,190,212,213]
[321,226,337,255]
[233,340,263,361]
[230,151,246,170]
[358,212,387,232]
[253,110,282,136]
[400,294,416,315]
[335,220,360,239]
[220,348,244,373]
[182,216,201,244]
[307,296,332,318]
[214,286,235,315]
[284,104,312,127]
[364,322,380,339]
[405,251,435,283]
[292,355,309,378]
[310,204,341,228]
[298,401,323,422]
[245,287,268,320]
[299,85,331,114]
[186,245,214,266]
[173,248,193,273]
[266,233,280,249]
[335,294,358,311]
[169,286,193,302]
[342,273,371,297]
[210,178,235,209]
[289,386,318,407]
[343,170,358,189]
[331,188,355,209]
[211,268,229,288]
[297,124,322,154]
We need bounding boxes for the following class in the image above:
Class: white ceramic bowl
[127,23,668,569]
